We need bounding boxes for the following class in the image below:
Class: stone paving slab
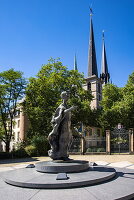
[13,164,29,169]
[0,185,39,200]
[0,175,39,200]
[85,168,134,200]
[31,187,95,200]
[126,165,134,169]
[70,155,134,164]
[0,167,14,172]
[107,161,133,168]
[0,164,29,172]
[95,161,109,166]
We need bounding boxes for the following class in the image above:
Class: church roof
[100,31,110,84]
[88,11,98,78]
[74,54,78,70]
[101,32,108,75]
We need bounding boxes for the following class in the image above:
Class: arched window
[87,82,91,91]
[98,83,101,93]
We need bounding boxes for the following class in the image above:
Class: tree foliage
[100,72,134,129]
[25,58,92,138]
[0,69,26,152]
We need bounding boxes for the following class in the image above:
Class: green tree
[116,72,134,128]
[0,69,26,152]
[101,84,122,111]
[25,58,92,138]
[99,84,122,129]
[100,72,134,129]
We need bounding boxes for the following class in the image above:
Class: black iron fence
[85,136,106,153]
[69,135,106,154]
[68,137,82,153]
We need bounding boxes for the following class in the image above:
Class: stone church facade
[80,10,110,138]
[84,12,110,110]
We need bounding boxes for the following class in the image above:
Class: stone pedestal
[35,160,89,173]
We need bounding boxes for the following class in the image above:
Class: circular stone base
[3,166,116,189]
[35,160,89,173]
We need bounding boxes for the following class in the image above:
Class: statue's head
[61,91,69,101]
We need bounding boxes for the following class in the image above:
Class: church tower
[100,31,110,85]
[83,9,102,109]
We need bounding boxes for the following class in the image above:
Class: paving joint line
[84,187,100,200]
[28,189,41,200]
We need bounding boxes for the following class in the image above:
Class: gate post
[129,128,134,154]
[81,137,85,155]
[106,130,111,154]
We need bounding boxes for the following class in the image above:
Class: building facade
[0,105,29,152]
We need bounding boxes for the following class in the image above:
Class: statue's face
[61,92,69,101]
[64,93,69,101]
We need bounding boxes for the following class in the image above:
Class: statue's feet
[61,157,73,161]
[52,157,73,162]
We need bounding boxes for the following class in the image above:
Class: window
[99,95,101,101]
[17,110,20,115]
[15,110,20,116]
[12,132,15,141]
[98,83,101,93]
[97,129,100,136]
[17,120,20,128]
[87,82,91,91]
[85,127,92,137]
[17,132,20,141]
[13,122,16,129]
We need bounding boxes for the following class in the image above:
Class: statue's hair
[60,91,68,99]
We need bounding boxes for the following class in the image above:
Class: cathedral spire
[74,53,78,70]
[88,8,98,77]
[100,31,110,84]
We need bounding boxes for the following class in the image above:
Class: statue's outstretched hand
[73,105,77,110]
[65,106,77,113]
[70,106,77,111]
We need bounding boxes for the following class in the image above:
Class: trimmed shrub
[0,149,28,159]
[31,135,49,156]
[97,148,105,152]
[86,148,92,152]
[25,145,37,156]
[0,152,11,159]
[86,147,105,153]
[12,148,28,158]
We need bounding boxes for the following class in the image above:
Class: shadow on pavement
[0,157,39,165]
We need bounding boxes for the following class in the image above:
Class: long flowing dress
[48,103,72,160]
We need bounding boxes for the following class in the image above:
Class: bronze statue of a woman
[48,91,76,160]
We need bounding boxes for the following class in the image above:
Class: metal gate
[68,137,81,153]
[111,127,129,153]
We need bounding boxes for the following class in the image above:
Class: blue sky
[0,0,133,87]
